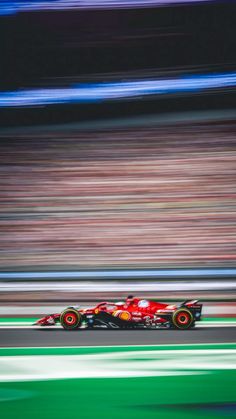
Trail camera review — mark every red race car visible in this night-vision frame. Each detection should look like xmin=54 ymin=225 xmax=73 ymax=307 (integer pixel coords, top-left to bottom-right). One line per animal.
xmin=35 ymin=296 xmax=202 ymax=330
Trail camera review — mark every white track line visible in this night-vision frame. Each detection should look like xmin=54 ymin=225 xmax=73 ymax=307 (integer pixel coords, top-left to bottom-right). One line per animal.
xmin=1 ymin=280 xmax=236 ymax=292
xmin=1 ymin=349 xmax=236 ymax=382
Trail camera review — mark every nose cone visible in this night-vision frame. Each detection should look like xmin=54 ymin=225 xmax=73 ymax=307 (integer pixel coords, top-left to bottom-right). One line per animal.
xmin=33 ymin=315 xmax=55 ymax=326
xmin=33 ymin=317 xmax=47 ymax=326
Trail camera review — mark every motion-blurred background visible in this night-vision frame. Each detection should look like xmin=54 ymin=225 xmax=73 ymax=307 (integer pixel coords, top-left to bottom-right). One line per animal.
xmin=1 ymin=0 xmax=236 ymax=315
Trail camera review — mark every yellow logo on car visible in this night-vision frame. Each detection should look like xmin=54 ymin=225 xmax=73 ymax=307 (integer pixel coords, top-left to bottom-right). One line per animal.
xmin=119 ymin=311 xmax=131 ymax=321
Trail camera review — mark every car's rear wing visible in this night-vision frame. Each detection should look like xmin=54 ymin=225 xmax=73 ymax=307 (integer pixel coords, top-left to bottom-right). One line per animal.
xmin=180 ymin=299 xmax=199 ymax=307
xmin=180 ymin=299 xmax=202 ymax=320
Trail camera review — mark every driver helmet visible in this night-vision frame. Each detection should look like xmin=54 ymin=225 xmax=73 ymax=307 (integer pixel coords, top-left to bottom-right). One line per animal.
xmin=126 ymin=295 xmax=135 ymax=304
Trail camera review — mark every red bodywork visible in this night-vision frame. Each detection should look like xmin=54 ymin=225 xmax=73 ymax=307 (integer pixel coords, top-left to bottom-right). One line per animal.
xmin=36 ymin=297 xmax=202 ymax=328
xmin=83 ymin=298 xmax=176 ymax=324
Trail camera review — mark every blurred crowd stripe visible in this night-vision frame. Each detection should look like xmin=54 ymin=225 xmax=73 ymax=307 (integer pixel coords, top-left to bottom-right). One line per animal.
xmin=0 ymin=0 xmax=216 ymax=15
xmin=0 ymin=281 xmax=236 ymax=292
xmin=0 ymin=121 xmax=236 ymax=270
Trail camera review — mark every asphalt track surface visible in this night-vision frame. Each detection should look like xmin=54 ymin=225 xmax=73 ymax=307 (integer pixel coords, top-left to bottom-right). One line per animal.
xmin=0 ymin=326 xmax=235 ymax=347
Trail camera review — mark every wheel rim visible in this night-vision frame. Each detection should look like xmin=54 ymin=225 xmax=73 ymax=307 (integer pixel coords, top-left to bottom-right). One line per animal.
xmin=64 ymin=312 xmax=77 ymax=325
xmin=176 ymin=311 xmax=191 ymax=325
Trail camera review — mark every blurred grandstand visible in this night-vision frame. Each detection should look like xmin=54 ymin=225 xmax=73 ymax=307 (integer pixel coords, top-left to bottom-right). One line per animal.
xmin=0 ymin=119 xmax=236 ymax=271
xmin=0 ymin=0 xmax=236 ymax=301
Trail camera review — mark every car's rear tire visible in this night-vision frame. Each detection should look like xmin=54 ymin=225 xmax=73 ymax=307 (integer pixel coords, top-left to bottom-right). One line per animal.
xmin=172 ymin=308 xmax=194 ymax=330
xmin=60 ymin=308 xmax=82 ymax=330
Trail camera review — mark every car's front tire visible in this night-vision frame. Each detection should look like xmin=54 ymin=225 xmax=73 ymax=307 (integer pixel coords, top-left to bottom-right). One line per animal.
xmin=60 ymin=308 xmax=82 ymax=330
xmin=172 ymin=308 xmax=194 ymax=330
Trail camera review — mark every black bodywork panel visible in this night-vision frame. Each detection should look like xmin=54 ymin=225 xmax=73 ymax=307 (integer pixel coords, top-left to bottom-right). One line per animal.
xmin=85 ymin=311 xmax=144 ymax=329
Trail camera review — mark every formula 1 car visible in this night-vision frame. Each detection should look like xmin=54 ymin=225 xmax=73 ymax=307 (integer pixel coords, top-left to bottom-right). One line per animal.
xmin=35 ymin=296 xmax=202 ymax=330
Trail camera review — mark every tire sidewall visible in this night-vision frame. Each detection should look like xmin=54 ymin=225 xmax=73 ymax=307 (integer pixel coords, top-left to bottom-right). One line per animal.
xmin=60 ymin=308 xmax=82 ymax=330
xmin=172 ymin=308 xmax=194 ymax=330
